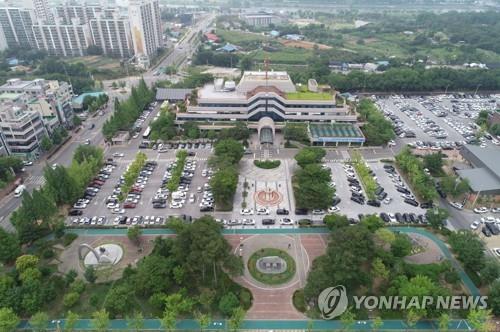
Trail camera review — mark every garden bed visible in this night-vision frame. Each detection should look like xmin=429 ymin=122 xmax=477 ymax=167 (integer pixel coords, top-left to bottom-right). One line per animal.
xmin=247 ymin=248 xmax=296 ymax=285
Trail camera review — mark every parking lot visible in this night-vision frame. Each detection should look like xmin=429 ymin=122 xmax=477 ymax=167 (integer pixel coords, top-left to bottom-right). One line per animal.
xmin=376 ymin=94 xmax=500 ymax=150
xmin=326 ymin=161 xmax=426 ymax=222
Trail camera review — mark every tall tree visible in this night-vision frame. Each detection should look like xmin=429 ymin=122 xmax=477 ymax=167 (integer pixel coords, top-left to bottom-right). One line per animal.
xmin=29 ymin=311 xmax=49 ymax=332
xmin=0 ymin=307 xmax=19 ymax=332
xmin=91 ymin=309 xmax=110 ymax=332
xmin=0 ymin=228 xmax=20 ymax=264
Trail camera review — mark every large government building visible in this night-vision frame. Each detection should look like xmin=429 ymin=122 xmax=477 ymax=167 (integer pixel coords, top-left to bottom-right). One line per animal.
xmin=177 ymin=71 xmax=357 ymax=123
xmin=164 ymin=71 xmax=363 ymax=146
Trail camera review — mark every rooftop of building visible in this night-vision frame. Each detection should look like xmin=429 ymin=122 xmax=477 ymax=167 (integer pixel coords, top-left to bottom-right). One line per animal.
xmin=0 ymin=92 xmax=24 ymax=101
xmin=462 ymin=144 xmax=500 ymax=179
xmin=457 ymin=168 xmax=500 ymax=192
xmin=308 ymin=122 xmax=365 ymax=141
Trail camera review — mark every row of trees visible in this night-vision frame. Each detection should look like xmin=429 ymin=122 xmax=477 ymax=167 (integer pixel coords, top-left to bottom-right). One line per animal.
xmin=82 ymin=94 xmax=109 ymax=114
xmin=120 ymin=152 xmax=147 ymax=201
xmin=476 ymin=110 xmax=500 ymax=136
xmin=102 ymin=79 xmax=155 ymax=140
xmin=209 ymin=139 xmax=245 ymax=211
xmin=149 ymin=110 xmax=176 ymax=142
xmin=8 ymin=145 xmax=103 ymax=247
xmin=357 ymin=99 xmax=395 ymax=145
xmin=395 ymin=147 xmax=438 ymax=202
xmin=40 ymin=127 xmax=69 ymax=152
xmin=166 ymin=150 xmax=187 ymax=192
xmin=293 ymin=147 xmax=334 ymax=209
xmin=0 ymin=156 xmax=23 ymax=189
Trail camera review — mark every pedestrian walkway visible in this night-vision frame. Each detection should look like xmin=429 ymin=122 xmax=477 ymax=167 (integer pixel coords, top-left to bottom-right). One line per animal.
xmin=24 ymin=175 xmax=45 ymax=186
xmin=17 ymin=318 xmax=473 ymax=331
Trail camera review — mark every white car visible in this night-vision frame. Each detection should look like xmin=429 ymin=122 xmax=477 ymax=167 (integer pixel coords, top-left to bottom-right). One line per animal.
xmin=242 ymin=219 xmax=255 ymax=225
xmin=256 ymin=208 xmax=270 ymax=215
xmin=473 ymin=207 xmax=489 ymax=214
xmin=388 ymin=213 xmax=397 ymax=223
xmin=470 ymin=221 xmax=481 ymax=230
xmin=279 ymin=218 xmax=294 ymax=225
xmin=450 ymin=202 xmax=464 ymax=210
xmin=383 ymin=197 xmax=393 ymax=205
xmin=111 ymin=208 xmax=125 ymax=214
xmin=328 ymin=206 xmax=340 ymax=213
xmin=312 ymin=209 xmax=325 ymax=215
xmin=492 ymin=248 xmax=500 ymax=257
xmin=492 ymin=207 xmax=500 ymax=213
xmin=107 ymin=203 xmax=119 ymax=209
xmin=113 ymin=152 xmax=124 ymax=157
xmin=170 ymin=202 xmax=183 ymax=209
xmin=240 ymin=208 xmax=254 ymax=216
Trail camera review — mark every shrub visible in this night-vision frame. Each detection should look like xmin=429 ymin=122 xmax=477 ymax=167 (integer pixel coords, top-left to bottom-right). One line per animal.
xmin=253 ymin=160 xmax=281 ymax=169
xmin=42 ymin=248 xmax=55 ymax=259
xmin=63 ymin=292 xmax=80 ymax=308
xmin=293 ymin=289 xmax=306 ymax=312
xmin=218 ymin=292 xmax=240 ymax=316
xmin=62 ymin=233 xmax=78 ymax=246
xmin=239 ymin=289 xmax=252 ymax=310
xmin=69 ymin=279 xmax=86 ymax=294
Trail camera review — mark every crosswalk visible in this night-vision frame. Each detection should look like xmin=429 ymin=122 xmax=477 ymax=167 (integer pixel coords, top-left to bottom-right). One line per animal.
xmin=259 ymin=149 xmax=273 ymax=159
xmin=24 ymin=176 xmax=46 ymax=187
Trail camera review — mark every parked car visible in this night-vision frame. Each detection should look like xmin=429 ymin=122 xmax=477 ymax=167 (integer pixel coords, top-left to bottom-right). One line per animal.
xmin=276 ymin=208 xmax=289 ymax=215
xmin=262 ymin=219 xmax=276 ymax=225
xmin=404 ymin=198 xmax=419 ymax=207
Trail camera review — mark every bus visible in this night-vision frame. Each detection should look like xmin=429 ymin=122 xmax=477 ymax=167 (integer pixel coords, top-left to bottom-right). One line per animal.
xmin=143 ymin=126 xmax=151 ymax=139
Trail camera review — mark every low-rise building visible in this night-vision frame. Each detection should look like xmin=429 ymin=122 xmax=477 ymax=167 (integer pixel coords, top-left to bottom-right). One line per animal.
xmin=0 ymin=97 xmax=47 ymax=160
xmin=0 ymin=78 xmax=74 ymax=126
xmin=458 ymin=145 xmax=500 ymax=197
xmin=240 ymin=13 xmax=281 ymax=27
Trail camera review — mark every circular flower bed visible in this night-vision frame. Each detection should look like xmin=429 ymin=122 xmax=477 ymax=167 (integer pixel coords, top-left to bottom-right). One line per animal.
xmin=247 ymin=248 xmax=296 ymax=285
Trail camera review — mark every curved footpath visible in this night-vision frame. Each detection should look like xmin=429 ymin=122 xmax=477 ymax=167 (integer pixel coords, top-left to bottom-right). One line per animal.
xmin=34 ymin=226 xmax=477 ymax=330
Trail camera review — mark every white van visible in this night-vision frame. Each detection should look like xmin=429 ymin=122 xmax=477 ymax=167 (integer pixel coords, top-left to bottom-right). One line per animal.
xmin=14 ymin=185 xmax=26 ymax=197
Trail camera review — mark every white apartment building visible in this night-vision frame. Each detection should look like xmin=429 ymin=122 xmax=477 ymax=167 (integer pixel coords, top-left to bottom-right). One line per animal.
xmin=0 ymin=97 xmax=47 ymax=160
xmin=55 ymin=4 xmax=116 ymax=25
xmin=31 ymin=22 xmax=91 ymax=56
xmin=32 ymin=0 xmax=53 ymax=23
xmin=89 ymin=15 xmax=133 ymax=58
xmin=240 ymin=13 xmax=281 ymax=27
xmin=128 ymin=0 xmax=162 ymax=65
xmin=0 ymin=78 xmax=74 ymax=126
xmin=0 ymin=7 xmax=35 ymax=48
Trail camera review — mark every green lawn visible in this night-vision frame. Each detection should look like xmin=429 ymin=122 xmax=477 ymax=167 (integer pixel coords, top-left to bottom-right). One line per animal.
xmin=217 ymin=29 xmax=267 ymax=44
xmin=251 ymin=48 xmax=313 ymax=65
xmin=286 ymin=91 xmax=333 ymax=100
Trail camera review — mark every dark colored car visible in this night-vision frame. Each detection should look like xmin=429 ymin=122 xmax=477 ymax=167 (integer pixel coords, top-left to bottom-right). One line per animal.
xmin=262 ymin=219 xmax=276 ymax=225
xmin=351 ymin=196 xmax=365 ymax=205
xmin=69 ymin=209 xmax=83 ymax=216
xmin=396 ymin=186 xmax=410 ymax=194
xmin=409 ymin=213 xmax=417 ymax=223
xmin=124 ymin=202 xmax=136 ymax=208
xmin=404 ymin=198 xmax=419 ymax=207
xmin=298 ymin=219 xmax=312 ymax=226
xmin=437 ymin=188 xmax=447 ymax=198
xmin=377 ymin=191 xmax=388 ymax=200
xmin=375 ymin=187 xmax=384 ymax=195
xmin=379 ymin=212 xmax=390 ymax=222
xmin=331 ymin=197 xmax=341 ymax=206
xmin=395 ymin=213 xmax=403 ymax=223
xmin=200 ymin=206 xmax=214 ymax=212
xmin=486 ymin=222 xmax=500 ymax=235
xmin=153 ymin=203 xmax=166 ymax=209
xmin=276 ymin=208 xmax=289 ymax=215
xmin=420 ymin=202 xmax=434 ymax=209
xmin=295 ymin=208 xmax=308 ymax=215
xmin=367 ymin=200 xmax=381 ymax=207
xmin=482 ymin=226 xmax=492 ymax=237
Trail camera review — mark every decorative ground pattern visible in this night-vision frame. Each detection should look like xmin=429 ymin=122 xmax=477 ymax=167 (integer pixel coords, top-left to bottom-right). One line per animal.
xmin=254 ymin=188 xmax=283 ymax=206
